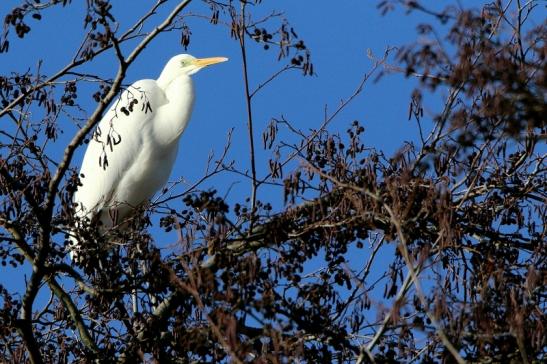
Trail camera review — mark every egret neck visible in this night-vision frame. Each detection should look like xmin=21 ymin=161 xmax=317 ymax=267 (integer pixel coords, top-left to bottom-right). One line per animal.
xmin=154 ymin=74 xmax=195 ymax=145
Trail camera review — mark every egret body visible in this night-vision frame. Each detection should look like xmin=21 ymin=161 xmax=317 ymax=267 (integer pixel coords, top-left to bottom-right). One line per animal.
xmin=71 ymin=54 xmax=227 ymax=256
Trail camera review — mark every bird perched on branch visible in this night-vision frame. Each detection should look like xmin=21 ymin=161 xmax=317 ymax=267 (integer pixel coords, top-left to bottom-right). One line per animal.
xmin=70 ymin=54 xmax=228 ymax=258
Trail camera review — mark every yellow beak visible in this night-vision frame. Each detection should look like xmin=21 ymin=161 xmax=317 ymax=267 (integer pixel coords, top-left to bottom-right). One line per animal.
xmin=193 ymin=56 xmax=228 ymax=68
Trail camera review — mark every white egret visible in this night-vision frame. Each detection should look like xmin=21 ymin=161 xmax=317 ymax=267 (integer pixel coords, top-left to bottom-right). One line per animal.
xmin=70 ymin=54 xmax=228 ymax=257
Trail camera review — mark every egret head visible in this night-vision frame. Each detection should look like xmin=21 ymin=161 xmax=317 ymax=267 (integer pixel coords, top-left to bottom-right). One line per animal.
xmin=162 ymin=54 xmax=228 ymax=78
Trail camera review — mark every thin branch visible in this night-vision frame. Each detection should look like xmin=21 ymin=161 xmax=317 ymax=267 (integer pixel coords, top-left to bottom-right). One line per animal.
xmin=167 ymin=263 xmax=244 ymax=364
xmin=46 ymin=277 xmax=100 ymax=353
xmin=249 ymin=64 xmax=295 ymax=98
xmin=237 ymin=2 xmax=259 ymax=227
xmin=383 ymin=204 xmax=466 ymax=364
xmin=257 ymin=48 xmax=390 ymax=187
xmin=361 ymin=262 xmax=422 ymax=358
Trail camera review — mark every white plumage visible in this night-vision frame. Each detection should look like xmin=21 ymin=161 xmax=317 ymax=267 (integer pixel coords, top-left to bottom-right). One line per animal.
xmin=70 ymin=54 xmax=227 ymax=257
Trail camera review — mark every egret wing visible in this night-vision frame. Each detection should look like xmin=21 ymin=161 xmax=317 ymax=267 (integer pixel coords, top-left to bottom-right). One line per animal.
xmin=74 ymin=80 xmax=167 ymax=221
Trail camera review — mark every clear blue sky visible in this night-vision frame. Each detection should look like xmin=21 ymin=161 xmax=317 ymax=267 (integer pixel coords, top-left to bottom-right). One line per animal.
xmin=0 ymin=0 xmax=490 ymax=312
